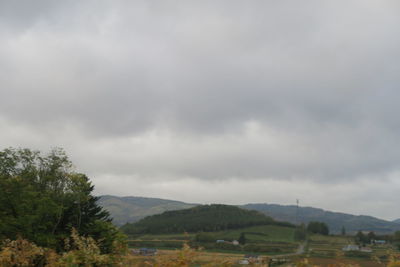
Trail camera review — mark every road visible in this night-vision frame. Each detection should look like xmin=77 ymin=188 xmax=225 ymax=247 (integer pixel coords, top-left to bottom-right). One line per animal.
xmin=273 ymin=241 xmax=307 ymax=258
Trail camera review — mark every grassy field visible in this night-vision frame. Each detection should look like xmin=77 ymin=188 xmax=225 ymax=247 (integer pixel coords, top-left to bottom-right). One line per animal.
xmin=306 ymin=233 xmax=398 ymax=266
xmin=132 ymin=233 xmax=194 ymax=241
xmin=129 ymin=247 xmax=393 ymax=267
xmin=128 ymin=224 xmax=299 ymax=255
xmin=130 ymin=225 xmax=296 ymax=243
xmin=128 ymin=230 xmax=399 ymax=265
xmin=210 ymin=225 xmax=296 ymax=243
xmin=307 ymin=234 xmax=354 ymax=258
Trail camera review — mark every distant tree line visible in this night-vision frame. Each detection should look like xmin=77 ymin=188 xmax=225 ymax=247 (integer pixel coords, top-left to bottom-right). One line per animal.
xmin=355 ymin=231 xmax=376 ymax=245
xmin=306 ymin=221 xmax=329 ymax=235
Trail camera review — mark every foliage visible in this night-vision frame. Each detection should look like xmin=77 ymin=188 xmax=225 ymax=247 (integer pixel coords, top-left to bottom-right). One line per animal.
xmin=0 ymin=229 xmax=127 ymax=267
xmin=0 ymin=147 xmax=119 ymax=253
xmin=195 ymin=233 xmax=216 ymax=243
xmin=238 ymin=232 xmax=246 ymax=245
xmin=0 ymin=237 xmax=56 ymax=267
xmin=354 ymin=231 xmax=378 ymax=245
xmin=121 ymin=204 xmax=281 ymax=235
xmin=307 ymin=221 xmax=329 ymax=235
xmin=145 ymin=243 xmax=235 ymax=267
xmin=394 ymin=231 xmax=400 ymax=242
xmin=2 ymin=234 xmax=400 ymax=267
xmin=294 ymin=223 xmax=307 ymax=241
xmin=58 ymin=228 xmax=126 ymax=267
xmin=388 ymin=256 xmax=400 ymax=267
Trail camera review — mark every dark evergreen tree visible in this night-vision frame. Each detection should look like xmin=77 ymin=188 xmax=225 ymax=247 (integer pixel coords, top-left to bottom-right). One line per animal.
xmin=307 ymin=221 xmax=329 ymax=235
xmin=341 ymin=226 xmax=346 ymax=236
xmin=238 ymin=232 xmax=246 ymax=245
xmin=355 ymin=231 xmax=369 ymax=245
xmin=294 ymin=223 xmax=307 ymax=241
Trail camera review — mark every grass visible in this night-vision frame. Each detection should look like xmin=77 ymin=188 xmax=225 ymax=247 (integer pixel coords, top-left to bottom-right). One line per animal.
xmin=128 ymin=225 xmax=299 ymax=255
xmin=130 ymin=225 xmax=296 ymax=243
xmin=306 ymin=233 xmax=398 ymax=266
xmin=211 ymin=225 xmax=296 ymax=243
xmin=132 ymin=233 xmax=194 ymax=241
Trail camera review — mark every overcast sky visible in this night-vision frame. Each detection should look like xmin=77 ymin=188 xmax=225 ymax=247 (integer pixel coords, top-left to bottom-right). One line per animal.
xmin=1 ymin=0 xmax=400 ymax=220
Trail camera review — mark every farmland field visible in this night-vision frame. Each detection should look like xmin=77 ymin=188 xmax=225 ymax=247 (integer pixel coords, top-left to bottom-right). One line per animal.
xmin=128 ymin=224 xmax=299 ymax=255
xmin=130 ymin=225 xmax=296 ymax=243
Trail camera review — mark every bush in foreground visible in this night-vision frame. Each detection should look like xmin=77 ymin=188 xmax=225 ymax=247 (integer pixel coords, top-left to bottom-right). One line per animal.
xmin=2 ymin=232 xmax=400 ymax=267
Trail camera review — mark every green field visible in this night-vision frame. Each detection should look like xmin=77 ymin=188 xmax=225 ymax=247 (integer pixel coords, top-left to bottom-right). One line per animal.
xmin=128 ymin=224 xmax=299 ymax=255
xmin=307 ymin=233 xmax=397 ymax=264
xmin=130 ymin=225 xmax=295 ymax=243
xmin=207 ymin=225 xmax=296 ymax=243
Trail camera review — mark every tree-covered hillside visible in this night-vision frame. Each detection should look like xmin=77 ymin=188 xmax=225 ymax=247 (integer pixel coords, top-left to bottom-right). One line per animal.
xmin=121 ymin=204 xmax=293 ymax=235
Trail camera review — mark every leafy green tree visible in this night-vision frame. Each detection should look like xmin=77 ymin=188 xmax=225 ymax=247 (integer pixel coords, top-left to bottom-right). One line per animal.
xmin=0 ymin=147 xmax=121 ymax=252
xmin=307 ymin=221 xmax=329 ymax=235
xmin=394 ymin=231 xmax=400 ymax=241
xmin=195 ymin=232 xmax=215 ymax=242
xmin=367 ymin=231 xmax=376 ymax=243
xmin=355 ymin=231 xmax=369 ymax=245
xmin=294 ymin=223 xmax=307 ymax=241
xmin=238 ymin=232 xmax=246 ymax=245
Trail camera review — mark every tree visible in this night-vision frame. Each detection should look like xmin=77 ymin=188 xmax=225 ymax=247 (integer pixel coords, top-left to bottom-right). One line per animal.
xmin=238 ymin=232 xmax=246 ymax=245
xmin=367 ymin=231 xmax=376 ymax=243
xmin=307 ymin=221 xmax=329 ymax=235
xmin=0 ymin=147 xmax=121 ymax=252
xmin=294 ymin=223 xmax=307 ymax=241
xmin=355 ymin=231 xmax=369 ymax=245
xmin=394 ymin=231 xmax=400 ymax=241
xmin=341 ymin=226 xmax=346 ymax=236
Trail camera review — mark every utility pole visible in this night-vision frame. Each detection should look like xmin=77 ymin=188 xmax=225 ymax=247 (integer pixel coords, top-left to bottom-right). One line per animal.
xmin=296 ymin=199 xmax=299 ymax=225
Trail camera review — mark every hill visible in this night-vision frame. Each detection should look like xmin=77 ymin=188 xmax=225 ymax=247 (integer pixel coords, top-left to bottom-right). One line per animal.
xmin=97 ymin=195 xmax=196 ymax=226
xmin=243 ymin=203 xmax=400 ymax=234
xmin=120 ymin=204 xmax=293 ymax=235
xmin=98 ymin=195 xmax=400 ymax=234
xmin=393 ymin=219 xmax=400 ymax=224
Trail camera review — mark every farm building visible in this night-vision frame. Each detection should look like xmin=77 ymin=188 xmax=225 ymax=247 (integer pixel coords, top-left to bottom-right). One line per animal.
xmin=342 ymin=244 xmax=359 ymax=251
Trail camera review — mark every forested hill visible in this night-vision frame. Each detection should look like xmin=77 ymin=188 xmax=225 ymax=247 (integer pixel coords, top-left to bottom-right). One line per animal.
xmin=394 ymin=219 xmax=400 ymax=224
xmin=120 ymin=204 xmax=293 ymax=235
xmin=243 ymin=204 xmax=400 ymax=234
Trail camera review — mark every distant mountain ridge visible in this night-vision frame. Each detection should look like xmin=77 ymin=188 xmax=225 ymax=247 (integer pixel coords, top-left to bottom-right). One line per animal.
xmin=242 ymin=203 xmax=400 ymax=234
xmin=98 ymin=195 xmax=196 ymax=226
xmin=98 ymin=195 xmax=400 ymax=234
xmin=393 ymin=219 xmax=400 ymax=224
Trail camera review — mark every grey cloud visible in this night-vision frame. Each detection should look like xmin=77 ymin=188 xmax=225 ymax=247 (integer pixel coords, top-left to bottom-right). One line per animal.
xmin=2 ymin=0 xmax=400 ymax=136
xmin=1 ymin=1 xmax=400 ymax=219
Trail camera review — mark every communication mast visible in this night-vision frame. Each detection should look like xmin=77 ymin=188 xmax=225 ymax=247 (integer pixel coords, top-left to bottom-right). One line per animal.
xmin=296 ymin=199 xmax=299 ymax=225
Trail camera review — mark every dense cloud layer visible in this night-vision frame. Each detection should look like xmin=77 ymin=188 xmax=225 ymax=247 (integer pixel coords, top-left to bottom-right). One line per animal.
xmin=1 ymin=1 xmax=400 ymax=219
